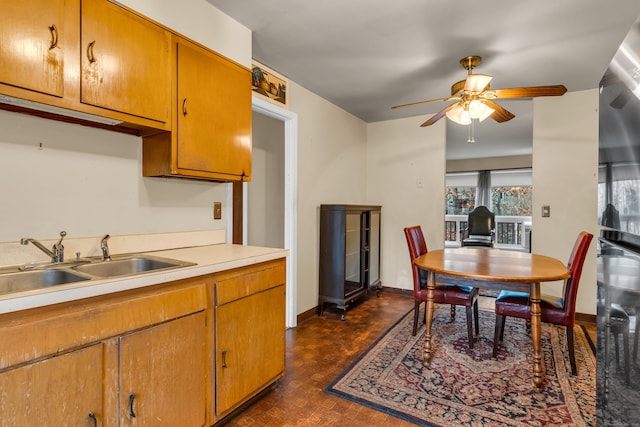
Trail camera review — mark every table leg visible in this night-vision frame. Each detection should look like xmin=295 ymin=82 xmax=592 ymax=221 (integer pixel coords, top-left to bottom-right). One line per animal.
xmin=530 ymin=281 xmax=545 ymax=389
xmin=423 ymin=270 xmax=436 ymax=367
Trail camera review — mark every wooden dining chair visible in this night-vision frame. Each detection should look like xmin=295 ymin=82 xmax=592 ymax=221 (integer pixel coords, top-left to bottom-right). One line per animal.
xmin=404 ymin=226 xmax=479 ymax=347
xmin=492 ymin=231 xmax=593 ymax=375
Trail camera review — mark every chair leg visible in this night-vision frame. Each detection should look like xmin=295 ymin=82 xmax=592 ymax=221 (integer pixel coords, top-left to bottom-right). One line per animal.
xmin=634 ymin=310 xmax=639 ymax=362
xmin=493 ymin=314 xmax=504 ymax=357
xmin=450 ymin=304 xmax=456 ymax=322
xmin=623 ymin=326 xmax=631 ymax=385
xmin=412 ymin=300 xmax=420 ymax=336
xmin=614 ymin=328 xmax=621 ymax=367
xmin=465 ymin=305 xmax=474 ymax=349
xmin=473 ymin=300 xmax=479 ymax=335
xmin=567 ymin=326 xmax=577 ymax=376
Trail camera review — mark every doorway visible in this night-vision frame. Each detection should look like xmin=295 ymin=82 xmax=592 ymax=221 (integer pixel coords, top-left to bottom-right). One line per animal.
xmin=247 ymin=96 xmax=298 ymax=328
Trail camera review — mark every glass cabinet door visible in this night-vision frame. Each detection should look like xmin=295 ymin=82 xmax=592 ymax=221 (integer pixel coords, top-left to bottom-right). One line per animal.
xmin=344 ymin=212 xmax=361 ymax=286
xmin=369 ymin=211 xmax=381 ymax=286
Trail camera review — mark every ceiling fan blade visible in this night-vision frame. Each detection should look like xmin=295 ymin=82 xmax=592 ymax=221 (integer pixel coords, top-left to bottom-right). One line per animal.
xmin=484 ymin=100 xmax=515 ymax=123
xmin=392 ymin=95 xmax=460 ymax=109
xmin=489 ymin=85 xmax=567 ymax=99
xmin=420 ymin=103 xmax=457 ymax=127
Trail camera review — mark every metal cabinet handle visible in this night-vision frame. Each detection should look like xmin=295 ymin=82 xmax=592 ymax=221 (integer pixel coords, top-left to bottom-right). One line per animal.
xmin=48 ymin=24 xmax=58 ymax=50
xmin=88 ymin=412 xmax=97 ymax=427
xmin=221 ymin=350 xmax=228 ymax=368
xmin=87 ymin=41 xmax=96 ymax=63
xmin=128 ymin=393 xmax=137 ymax=418
xmin=182 ymin=98 xmax=188 ymax=116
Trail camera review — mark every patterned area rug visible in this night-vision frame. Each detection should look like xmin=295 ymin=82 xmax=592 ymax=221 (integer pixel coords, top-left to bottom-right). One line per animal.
xmin=326 ymin=306 xmax=596 ymax=426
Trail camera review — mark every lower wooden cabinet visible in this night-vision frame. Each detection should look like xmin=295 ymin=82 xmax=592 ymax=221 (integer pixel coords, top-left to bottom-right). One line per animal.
xmin=212 ymin=259 xmax=286 ymax=420
xmin=114 ymin=312 xmax=206 ymax=426
xmin=0 ymin=259 xmax=286 ymax=426
xmin=0 ymin=344 xmax=103 ymax=427
xmin=0 ymin=278 xmax=207 ymax=426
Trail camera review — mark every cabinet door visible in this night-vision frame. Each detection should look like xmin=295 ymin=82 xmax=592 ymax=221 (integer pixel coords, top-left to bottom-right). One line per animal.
xmin=345 ymin=212 xmax=362 ymax=287
xmin=119 ymin=312 xmax=206 ymax=427
xmin=176 ymin=41 xmax=252 ymax=179
xmin=0 ymin=344 xmax=103 ymax=427
xmin=216 ymin=285 xmax=285 ymax=415
xmin=0 ymin=0 xmax=66 ymax=97
xmin=369 ymin=210 xmax=381 ymax=286
xmin=80 ymin=0 xmax=170 ymax=123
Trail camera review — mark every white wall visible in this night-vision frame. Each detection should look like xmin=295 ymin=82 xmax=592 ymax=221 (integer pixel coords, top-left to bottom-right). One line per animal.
xmin=0 ymin=110 xmax=227 ymax=244
xmin=366 ymin=117 xmax=447 ymax=291
xmin=532 ymin=89 xmax=599 ymax=315
xmin=248 ymin=113 xmax=285 ymax=248
xmin=288 ymin=82 xmax=368 ymax=314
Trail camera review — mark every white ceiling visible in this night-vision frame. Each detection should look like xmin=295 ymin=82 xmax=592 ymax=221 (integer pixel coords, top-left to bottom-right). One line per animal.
xmin=207 ymin=0 xmax=640 ymax=159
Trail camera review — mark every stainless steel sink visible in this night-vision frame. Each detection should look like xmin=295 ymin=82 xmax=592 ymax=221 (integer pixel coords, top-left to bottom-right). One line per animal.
xmin=0 ymin=255 xmax=194 ymax=295
xmin=72 ymin=256 xmax=193 ymax=278
xmin=0 ymin=269 xmax=91 ymax=295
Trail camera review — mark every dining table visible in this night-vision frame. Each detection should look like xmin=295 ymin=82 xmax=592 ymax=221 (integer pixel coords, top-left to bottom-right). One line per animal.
xmin=414 ymin=247 xmax=570 ymax=389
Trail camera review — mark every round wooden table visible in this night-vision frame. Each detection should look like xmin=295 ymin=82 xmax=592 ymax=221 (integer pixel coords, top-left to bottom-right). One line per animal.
xmin=414 ymin=247 xmax=570 ymax=389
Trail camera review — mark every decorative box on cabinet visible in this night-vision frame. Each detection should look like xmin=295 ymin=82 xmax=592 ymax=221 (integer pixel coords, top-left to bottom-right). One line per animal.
xmin=318 ymin=204 xmax=382 ymax=320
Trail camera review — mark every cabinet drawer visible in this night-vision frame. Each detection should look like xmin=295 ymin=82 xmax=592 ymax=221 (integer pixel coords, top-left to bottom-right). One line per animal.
xmin=0 ymin=278 xmax=207 ymax=370
xmin=214 ymin=259 xmax=286 ymax=306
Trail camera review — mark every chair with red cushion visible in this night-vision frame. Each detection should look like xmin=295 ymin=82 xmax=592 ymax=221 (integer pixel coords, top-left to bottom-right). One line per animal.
xmin=404 ymin=226 xmax=479 ymax=348
xmin=492 ymin=231 xmax=594 ymax=375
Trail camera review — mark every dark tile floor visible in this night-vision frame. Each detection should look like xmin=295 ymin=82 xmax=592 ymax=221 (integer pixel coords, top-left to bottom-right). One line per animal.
xmin=223 ymin=292 xmax=596 ymax=426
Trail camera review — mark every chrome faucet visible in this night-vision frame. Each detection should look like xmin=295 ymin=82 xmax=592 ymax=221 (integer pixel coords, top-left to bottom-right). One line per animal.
xmin=101 ymin=234 xmax=112 ymax=261
xmin=21 ymin=230 xmax=66 ymax=263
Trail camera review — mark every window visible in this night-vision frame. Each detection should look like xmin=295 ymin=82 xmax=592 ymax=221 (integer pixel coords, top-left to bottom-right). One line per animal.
xmin=445 ymin=169 xmax=532 ymax=247
xmin=490 ymin=170 xmax=532 ymax=216
xmin=446 ymin=172 xmax=477 ymax=215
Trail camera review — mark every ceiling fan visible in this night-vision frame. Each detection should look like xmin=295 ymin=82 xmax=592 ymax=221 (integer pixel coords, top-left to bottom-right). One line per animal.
xmin=392 ymin=55 xmax=567 ymax=127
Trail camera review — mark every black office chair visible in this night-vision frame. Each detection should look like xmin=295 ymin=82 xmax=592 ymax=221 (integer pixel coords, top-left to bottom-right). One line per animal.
xmin=461 ymin=205 xmax=495 ymax=248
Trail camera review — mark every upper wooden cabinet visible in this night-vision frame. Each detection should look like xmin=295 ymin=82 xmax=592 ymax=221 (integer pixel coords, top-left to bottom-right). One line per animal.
xmin=0 ymin=0 xmax=171 ymax=133
xmin=0 ymin=0 xmax=252 ymax=181
xmin=80 ymin=0 xmax=171 ymax=124
xmin=143 ymin=37 xmax=252 ymax=182
xmin=0 ymin=0 xmax=67 ymax=98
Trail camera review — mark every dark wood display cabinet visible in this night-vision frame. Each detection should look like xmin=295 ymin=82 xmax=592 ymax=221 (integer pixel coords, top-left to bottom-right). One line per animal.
xmin=318 ymin=204 xmax=381 ymax=320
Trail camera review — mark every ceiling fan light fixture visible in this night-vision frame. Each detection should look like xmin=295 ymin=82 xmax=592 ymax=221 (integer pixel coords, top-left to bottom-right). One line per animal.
xmin=446 ymin=103 xmax=471 ymax=125
xmin=464 ymin=74 xmax=492 ymax=92
xmin=468 ymin=100 xmax=495 ymax=122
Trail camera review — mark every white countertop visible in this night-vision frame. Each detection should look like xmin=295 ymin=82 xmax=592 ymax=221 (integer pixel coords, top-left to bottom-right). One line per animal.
xmin=0 ymin=244 xmax=288 ymax=314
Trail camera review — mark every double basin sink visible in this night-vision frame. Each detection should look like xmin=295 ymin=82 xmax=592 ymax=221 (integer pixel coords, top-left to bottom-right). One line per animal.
xmin=0 ymin=255 xmax=195 ymax=295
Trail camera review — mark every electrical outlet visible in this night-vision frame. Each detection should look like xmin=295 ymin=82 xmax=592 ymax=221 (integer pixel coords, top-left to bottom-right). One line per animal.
xmin=213 ymin=202 xmax=222 ymax=220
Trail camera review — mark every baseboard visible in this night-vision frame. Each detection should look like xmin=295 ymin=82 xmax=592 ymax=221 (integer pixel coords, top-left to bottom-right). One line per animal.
xmin=296 ymin=306 xmax=318 ymax=324
xmin=379 ymin=286 xmax=413 ymax=296
xmin=297 ymin=287 xmax=413 ymax=325
xmin=575 ymin=312 xmax=596 ymax=325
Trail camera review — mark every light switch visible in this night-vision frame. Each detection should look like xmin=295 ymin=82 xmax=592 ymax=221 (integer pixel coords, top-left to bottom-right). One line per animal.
xmin=213 ymin=202 xmax=222 ymax=220
xmin=541 ymin=205 xmax=550 ymax=218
